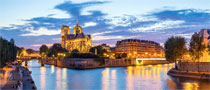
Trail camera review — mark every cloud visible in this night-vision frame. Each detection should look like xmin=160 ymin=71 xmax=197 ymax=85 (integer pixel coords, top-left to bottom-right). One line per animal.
xmin=20 ymin=27 xmax=60 ymax=36
xmin=152 ymin=9 xmax=210 ymax=23
xmin=105 ymin=15 xmax=135 ymax=27
xmin=92 ymin=30 xmax=136 ymax=41
xmin=129 ymin=20 xmax=185 ymax=32
xmin=104 ymin=15 xmax=158 ymax=28
xmin=83 ymin=22 xmax=97 ymax=27
xmin=31 ymin=44 xmax=53 ymax=47
xmin=92 ymin=35 xmax=125 ymax=41
xmin=92 ymin=30 xmax=120 ymax=36
xmin=176 ymin=33 xmax=194 ymax=39
xmin=1 ymin=0 xmax=210 ymax=50
xmin=52 ymin=38 xmax=60 ymax=41
xmin=54 ymin=1 xmax=109 ymax=16
xmin=92 ymin=30 xmax=122 ymax=40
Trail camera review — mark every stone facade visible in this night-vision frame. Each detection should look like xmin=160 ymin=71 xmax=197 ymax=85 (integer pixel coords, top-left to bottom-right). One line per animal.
xmin=115 ymin=39 xmax=165 ymax=58
xmin=57 ymin=58 xmax=100 ymax=69
xmin=177 ymin=62 xmax=210 ymax=72
xmin=61 ymin=16 xmax=92 ymax=53
xmin=199 ymin=29 xmax=210 ymax=62
xmin=200 ymin=29 xmax=210 ymax=45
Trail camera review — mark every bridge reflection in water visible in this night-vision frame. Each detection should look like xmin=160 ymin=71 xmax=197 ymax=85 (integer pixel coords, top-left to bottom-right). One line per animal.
xmin=25 ymin=60 xmax=210 ymax=90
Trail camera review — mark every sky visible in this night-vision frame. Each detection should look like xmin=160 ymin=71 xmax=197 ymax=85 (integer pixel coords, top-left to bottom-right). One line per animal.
xmin=0 ymin=0 xmax=210 ymax=50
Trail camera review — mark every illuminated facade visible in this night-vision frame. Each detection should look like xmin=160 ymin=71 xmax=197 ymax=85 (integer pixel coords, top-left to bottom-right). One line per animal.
xmin=115 ymin=39 xmax=165 ymax=58
xmin=61 ymin=16 xmax=92 ymax=53
xmin=183 ymin=29 xmax=210 ymax=62
xmin=199 ymin=29 xmax=210 ymax=62
xmin=200 ymin=29 xmax=210 ymax=45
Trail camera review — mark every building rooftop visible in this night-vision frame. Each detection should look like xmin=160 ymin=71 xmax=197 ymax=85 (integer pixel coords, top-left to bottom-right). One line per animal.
xmin=117 ymin=39 xmax=159 ymax=45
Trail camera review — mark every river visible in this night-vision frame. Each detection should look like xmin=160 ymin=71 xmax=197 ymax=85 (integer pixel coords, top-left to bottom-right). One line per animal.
xmin=26 ymin=60 xmax=210 ymax=90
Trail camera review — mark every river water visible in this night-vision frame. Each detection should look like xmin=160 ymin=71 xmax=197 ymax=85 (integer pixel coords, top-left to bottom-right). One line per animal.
xmin=26 ymin=60 xmax=210 ymax=90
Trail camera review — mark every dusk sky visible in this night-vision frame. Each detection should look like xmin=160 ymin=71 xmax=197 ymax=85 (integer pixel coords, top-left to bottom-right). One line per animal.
xmin=0 ymin=0 xmax=210 ymax=50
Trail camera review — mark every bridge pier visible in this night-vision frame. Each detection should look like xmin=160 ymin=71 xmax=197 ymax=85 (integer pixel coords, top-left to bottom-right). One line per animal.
xmin=24 ymin=61 xmax=28 ymax=66
xmin=54 ymin=59 xmax=57 ymax=66
xmin=41 ymin=61 xmax=45 ymax=66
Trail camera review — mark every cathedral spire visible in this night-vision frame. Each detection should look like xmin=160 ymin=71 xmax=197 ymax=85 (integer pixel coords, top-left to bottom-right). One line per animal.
xmin=76 ymin=14 xmax=79 ymax=26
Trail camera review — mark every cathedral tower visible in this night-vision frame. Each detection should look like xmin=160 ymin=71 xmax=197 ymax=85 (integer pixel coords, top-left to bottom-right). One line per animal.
xmin=60 ymin=15 xmax=92 ymax=53
xmin=61 ymin=25 xmax=70 ymax=48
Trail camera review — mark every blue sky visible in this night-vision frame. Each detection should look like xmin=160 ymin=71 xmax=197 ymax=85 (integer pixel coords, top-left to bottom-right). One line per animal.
xmin=0 ymin=0 xmax=210 ymax=50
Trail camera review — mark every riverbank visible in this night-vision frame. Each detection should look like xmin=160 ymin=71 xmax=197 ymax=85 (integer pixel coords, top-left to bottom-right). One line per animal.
xmin=26 ymin=60 xmax=210 ymax=90
xmin=41 ymin=58 xmax=169 ymax=69
xmin=0 ymin=64 xmax=37 ymax=89
xmin=168 ymin=68 xmax=210 ymax=80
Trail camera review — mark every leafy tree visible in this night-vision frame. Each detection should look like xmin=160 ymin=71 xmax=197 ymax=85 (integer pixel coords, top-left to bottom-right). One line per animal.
xmin=0 ymin=38 xmax=17 ymax=67
xmin=208 ymin=45 xmax=210 ymax=54
xmin=66 ymin=53 xmax=99 ymax=58
xmin=122 ymin=53 xmax=127 ymax=58
xmin=20 ymin=47 xmax=25 ymax=57
xmin=164 ymin=36 xmax=187 ymax=69
xmin=189 ymin=33 xmax=206 ymax=72
xmin=90 ymin=46 xmax=108 ymax=57
xmin=71 ymin=49 xmax=79 ymax=53
xmin=39 ymin=45 xmax=48 ymax=55
xmin=90 ymin=46 xmax=103 ymax=56
xmin=10 ymin=39 xmax=14 ymax=45
xmin=189 ymin=32 xmax=206 ymax=62
xmin=26 ymin=49 xmax=34 ymax=54
xmin=115 ymin=54 xmax=121 ymax=59
xmin=47 ymin=43 xmax=67 ymax=57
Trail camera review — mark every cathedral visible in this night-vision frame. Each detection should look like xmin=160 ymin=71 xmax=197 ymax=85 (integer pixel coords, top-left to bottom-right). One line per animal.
xmin=61 ymin=16 xmax=92 ymax=53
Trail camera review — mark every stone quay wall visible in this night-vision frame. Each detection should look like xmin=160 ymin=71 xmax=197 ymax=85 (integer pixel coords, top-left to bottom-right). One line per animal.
xmin=57 ymin=58 xmax=100 ymax=69
xmin=104 ymin=59 xmax=135 ymax=67
xmin=177 ymin=62 xmax=210 ymax=72
xmin=42 ymin=59 xmax=170 ymax=68
xmin=141 ymin=60 xmax=169 ymax=65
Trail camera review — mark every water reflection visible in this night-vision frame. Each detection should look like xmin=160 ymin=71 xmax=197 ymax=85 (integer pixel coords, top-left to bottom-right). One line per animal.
xmin=102 ymin=68 xmax=109 ymax=90
xmin=127 ymin=66 xmax=133 ymax=90
xmin=56 ymin=67 xmax=61 ymax=89
xmin=26 ymin=60 xmax=210 ymax=90
xmin=40 ymin=66 xmax=46 ymax=89
xmin=51 ymin=65 xmax=54 ymax=74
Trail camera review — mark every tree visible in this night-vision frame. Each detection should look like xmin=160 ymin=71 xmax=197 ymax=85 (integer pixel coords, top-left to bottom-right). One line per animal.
xmin=10 ymin=39 xmax=14 ymax=45
xmin=164 ymin=36 xmax=187 ymax=69
xmin=189 ymin=32 xmax=206 ymax=62
xmin=71 ymin=49 xmax=79 ymax=53
xmin=189 ymin=33 xmax=206 ymax=72
xmin=26 ymin=49 xmax=34 ymax=54
xmin=89 ymin=46 xmax=109 ymax=57
xmin=0 ymin=37 xmax=17 ymax=67
xmin=19 ymin=47 xmax=25 ymax=57
xmin=208 ymin=45 xmax=210 ymax=54
xmin=122 ymin=53 xmax=127 ymax=58
xmin=39 ymin=45 xmax=48 ymax=55
xmin=47 ymin=43 xmax=67 ymax=57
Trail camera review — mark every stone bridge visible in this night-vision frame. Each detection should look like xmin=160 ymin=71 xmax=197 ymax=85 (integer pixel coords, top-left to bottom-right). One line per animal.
xmin=16 ymin=56 xmax=58 ymax=66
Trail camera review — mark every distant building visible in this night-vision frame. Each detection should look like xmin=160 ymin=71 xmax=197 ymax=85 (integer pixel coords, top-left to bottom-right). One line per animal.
xmin=115 ymin=39 xmax=165 ymax=58
xmin=61 ymin=16 xmax=92 ymax=53
xmin=199 ymin=29 xmax=210 ymax=62
xmin=200 ymin=29 xmax=210 ymax=45
xmin=99 ymin=44 xmax=111 ymax=52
